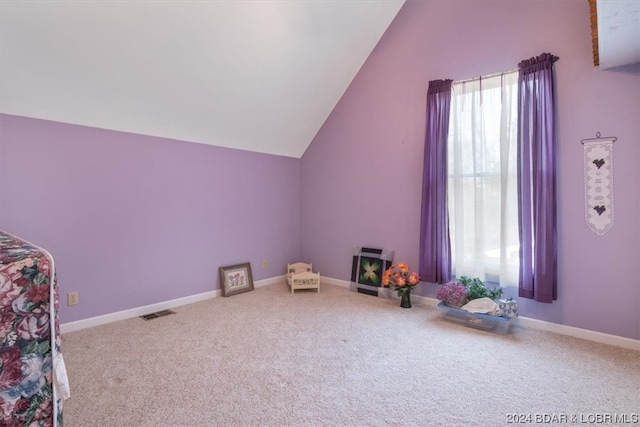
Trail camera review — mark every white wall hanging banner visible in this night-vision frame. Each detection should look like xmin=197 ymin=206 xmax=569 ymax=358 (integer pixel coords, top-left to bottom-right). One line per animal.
xmin=582 ymin=133 xmax=616 ymax=235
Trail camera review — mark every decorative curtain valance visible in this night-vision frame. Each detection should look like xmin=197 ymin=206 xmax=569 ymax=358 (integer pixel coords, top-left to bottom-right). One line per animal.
xmin=427 ymin=79 xmax=454 ymax=94
xmin=518 ymin=52 xmax=559 ymax=74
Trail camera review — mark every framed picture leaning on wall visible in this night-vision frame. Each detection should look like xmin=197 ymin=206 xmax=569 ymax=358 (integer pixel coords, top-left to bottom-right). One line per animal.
xmin=219 ymin=262 xmax=254 ymax=297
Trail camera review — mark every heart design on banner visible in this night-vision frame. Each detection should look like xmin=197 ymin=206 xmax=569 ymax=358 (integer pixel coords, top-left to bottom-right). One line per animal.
xmin=583 ymin=138 xmax=615 ymax=235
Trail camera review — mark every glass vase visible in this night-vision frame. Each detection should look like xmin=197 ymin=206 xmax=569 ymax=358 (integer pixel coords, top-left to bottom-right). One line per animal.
xmin=400 ymin=289 xmax=412 ymax=308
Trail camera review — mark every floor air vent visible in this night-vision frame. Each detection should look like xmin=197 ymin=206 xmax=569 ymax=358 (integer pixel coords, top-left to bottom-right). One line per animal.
xmin=140 ymin=309 xmax=175 ymax=320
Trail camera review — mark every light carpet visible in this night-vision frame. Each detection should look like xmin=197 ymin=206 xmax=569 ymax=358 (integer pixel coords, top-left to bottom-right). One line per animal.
xmin=61 ymin=282 xmax=640 ymax=426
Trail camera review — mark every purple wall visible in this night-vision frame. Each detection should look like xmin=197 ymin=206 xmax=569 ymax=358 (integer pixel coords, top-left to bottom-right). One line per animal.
xmin=301 ymin=0 xmax=640 ymax=340
xmin=0 ymin=114 xmax=301 ymax=323
xmin=1 ymin=0 xmax=638 ymax=340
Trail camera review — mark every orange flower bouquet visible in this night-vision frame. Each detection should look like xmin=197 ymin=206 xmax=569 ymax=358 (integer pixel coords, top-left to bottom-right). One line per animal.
xmin=382 ymin=262 xmax=420 ymax=308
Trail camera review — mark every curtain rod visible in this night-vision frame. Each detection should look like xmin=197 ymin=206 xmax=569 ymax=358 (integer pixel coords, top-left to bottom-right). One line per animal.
xmin=453 ymin=68 xmax=518 ymax=85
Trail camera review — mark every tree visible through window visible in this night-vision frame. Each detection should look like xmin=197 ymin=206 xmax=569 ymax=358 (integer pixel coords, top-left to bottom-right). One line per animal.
xmin=447 ymin=71 xmax=519 ymax=287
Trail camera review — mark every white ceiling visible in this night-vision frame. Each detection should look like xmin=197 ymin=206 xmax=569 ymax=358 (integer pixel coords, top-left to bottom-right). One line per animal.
xmin=597 ymin=0 xmax=640 ymax=69
xmin=0 ymin=0 xmax=404 ymax=158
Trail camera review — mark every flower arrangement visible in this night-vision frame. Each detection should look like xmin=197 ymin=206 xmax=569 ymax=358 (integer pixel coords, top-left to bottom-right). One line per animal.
xmin=437 ymin=275 xmax=503 ymax=308
xmin=382 ymin=262 xmax=420 ymax=293
xmin=436 ymin=281 xmax=468 ymax=308
xmin=382 ymin=262 xmax=420 ymax=308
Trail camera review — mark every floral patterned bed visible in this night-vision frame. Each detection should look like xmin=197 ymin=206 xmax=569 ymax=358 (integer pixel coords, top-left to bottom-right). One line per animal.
xmin=0 ymin=231 xmax=66 ymax=427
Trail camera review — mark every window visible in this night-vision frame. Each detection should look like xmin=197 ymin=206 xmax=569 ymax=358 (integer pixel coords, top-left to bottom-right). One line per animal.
xmin=421 ymin=53 xmax=557 ymax=299
xmin=447 ymin=71 xmax=519 ymax=287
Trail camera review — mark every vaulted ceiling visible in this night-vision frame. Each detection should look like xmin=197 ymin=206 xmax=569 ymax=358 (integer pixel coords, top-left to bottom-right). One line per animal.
xmin=0 ymin=1 xmax=404 ymax=158
xmin=1 ymin=1 xmax=637 ymax=159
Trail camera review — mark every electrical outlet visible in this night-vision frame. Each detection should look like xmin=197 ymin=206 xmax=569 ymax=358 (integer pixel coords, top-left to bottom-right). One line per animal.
xmin=262 ymin=259 xmax=268 ymax=269
xmin=67 ymin=291 xmax=79 ymax=306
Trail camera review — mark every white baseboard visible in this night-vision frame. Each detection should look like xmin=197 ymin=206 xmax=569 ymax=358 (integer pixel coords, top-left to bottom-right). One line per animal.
xmin=61 ymin=275 xmax=640 ymax=352
xmin=321 ymin=277 xmax=350 ymax=288
xmin=60 ymin=275 xmax=285 ymax=334
xmin=414 ymin=295 xmax=639 ymax=352
xmin=323 ymin=278 xmax=639 ymax=351
xmin=510 ymin=316 xmax=640 ymax=352
xmin=255 ymin=275 xmax=286 ymax=288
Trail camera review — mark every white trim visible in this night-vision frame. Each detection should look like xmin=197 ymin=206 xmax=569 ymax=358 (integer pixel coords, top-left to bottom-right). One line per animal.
xmin=61 ymin=290 xmax=219 ymax=334
xmin=416 ymin=295 xmax=639 ymax=351
xmin=60 ymin=276 xmax=285 ymax=334
xmin=321 ymin=277 xmax=350 ymax=289
xmin=61 ymin=275 xmax=640 ymax=352
xmin=409 ymin=294 xmax=439 ymax=307
xmin=510 ymin=316 xmax=640 ymax=352
xmin=255 ymin=275 xmax=286 ymax=288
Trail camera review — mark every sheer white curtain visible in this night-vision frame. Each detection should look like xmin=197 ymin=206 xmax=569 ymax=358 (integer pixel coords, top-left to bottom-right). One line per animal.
xmin=447 ymin=71 xmax=519 ymax=287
